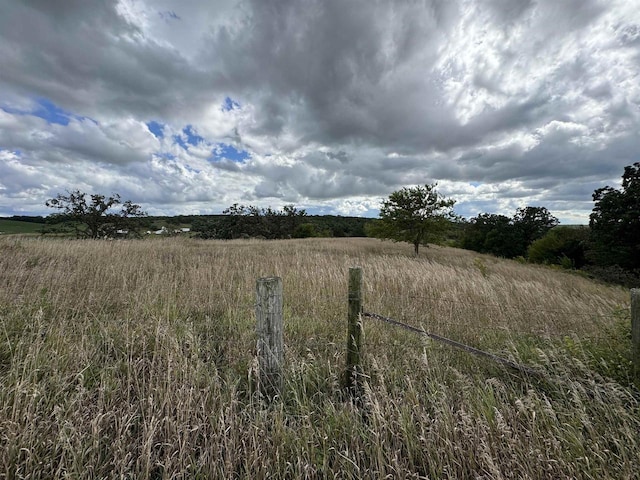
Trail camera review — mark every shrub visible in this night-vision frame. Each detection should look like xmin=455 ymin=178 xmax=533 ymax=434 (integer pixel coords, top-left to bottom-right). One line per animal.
xmin=293 ymin=223 xmax=317 ymax=238
xmin=527 ymin=226 xmax=589 ymax=268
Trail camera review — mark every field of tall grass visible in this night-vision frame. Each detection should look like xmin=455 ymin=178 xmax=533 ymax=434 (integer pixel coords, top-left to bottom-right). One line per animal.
xmin=1 ymin=236 xmax=638 ymax=479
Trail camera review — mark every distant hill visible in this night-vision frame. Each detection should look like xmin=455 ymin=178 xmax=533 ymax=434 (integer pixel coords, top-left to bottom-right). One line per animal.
xmin=141 ymin=214 xmax=373 ymax=237
xmin=2 ymin=214 xmax=375 ymax=238
xmin=0 ymin=217 xmax=46 ymax=234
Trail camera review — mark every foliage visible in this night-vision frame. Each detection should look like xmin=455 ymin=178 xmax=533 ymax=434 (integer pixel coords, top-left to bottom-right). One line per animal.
xmin=461 ymin=207 xmax=558 ymax=258
xmin=190 ymin=216 xmax=219 ymax=239
xmin=461 ymin=213 xmax=520 ymax=258
xmin=514 ymin=206 xmax=560 ymax=247
xmin=193 ymin=214 xmax=372 ymax=239
xmin=195 ymin=204 xmax=307 ymax=239
xmin=367 ymin=183 xmax=456 ymax=255
xmin=292 ymin=222 xmax=317 ymax=238
xmin=45 ymin=190 xmax=147 ymax=239
xmin=527 ymin=226 xmax=589 ymax=268
xmin=581 ymin=264 xmax=640 ymax=289
xmin=589 ymin=162 xmax=640 ymax=272
xmin=7 ymin=215 xmax=46 ymax=224
xmin=305 ymin=215 xmax=372 ymax=237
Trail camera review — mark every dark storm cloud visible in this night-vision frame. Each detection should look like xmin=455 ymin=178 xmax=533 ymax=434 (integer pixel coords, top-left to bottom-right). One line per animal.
xmin=0 ymin=0 xmax=211 ymax=121
xmin=0 ymin=0 xmax=638 ymax=221
xmin=200 ymin=0 xmax=462 ymax=149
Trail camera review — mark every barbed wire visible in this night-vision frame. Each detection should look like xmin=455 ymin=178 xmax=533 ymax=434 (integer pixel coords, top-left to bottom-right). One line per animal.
xmin=362 ymin=311 xmax=541 ymax=377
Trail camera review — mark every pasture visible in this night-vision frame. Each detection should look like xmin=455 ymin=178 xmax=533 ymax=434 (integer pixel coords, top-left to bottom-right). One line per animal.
xmin=0 ymin=219 xmax=44 ymax=235
xmin=0 ymin=236 xmax=638 ymax=479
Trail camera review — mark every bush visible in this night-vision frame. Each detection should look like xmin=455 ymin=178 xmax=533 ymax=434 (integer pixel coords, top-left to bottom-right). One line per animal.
xmin=527 ymin=227 xmax=589 ymax=268
xmin=293 ymin=223 xmax=317 ymax=238
xmin=581 ymin=265 xmax=640 ymax=288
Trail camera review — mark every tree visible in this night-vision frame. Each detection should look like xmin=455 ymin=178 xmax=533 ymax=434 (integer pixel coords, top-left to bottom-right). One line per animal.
xmin=589 ymin=162 xmax=640 ymax=271
xmin=513 ymin=206 xmax=559 ymax=249
xmin=45 ymin=190 xmax=147 ymax=239
xmin=367 ymin=183 xmax=456 ymax=255
xmin=461 ymin=207 xmax=558 ymax=258
xmin=503 ymin=206 xmax=560 ymax=258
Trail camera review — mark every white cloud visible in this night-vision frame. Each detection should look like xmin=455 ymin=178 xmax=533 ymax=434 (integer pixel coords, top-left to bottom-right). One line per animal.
xmin=0 ymin=0 xmax=638 ymax=222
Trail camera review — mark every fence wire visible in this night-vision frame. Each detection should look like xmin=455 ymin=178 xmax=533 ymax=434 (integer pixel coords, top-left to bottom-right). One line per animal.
xmin=362 ymin=311 xmax=542 ymax=376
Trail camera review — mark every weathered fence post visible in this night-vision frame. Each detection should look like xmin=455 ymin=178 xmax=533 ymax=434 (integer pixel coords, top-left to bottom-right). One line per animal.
xmin=632 ymin=289 xmax=640 ymax=379
xmin=256 ymin=277 xmax=283 ymax=401
xmin=343 ymin=267 xmax=363 ymax=395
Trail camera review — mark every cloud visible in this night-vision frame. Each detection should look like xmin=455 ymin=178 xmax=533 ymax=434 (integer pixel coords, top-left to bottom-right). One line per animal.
xmin=0 ymin=0 xmax=638 ymax=223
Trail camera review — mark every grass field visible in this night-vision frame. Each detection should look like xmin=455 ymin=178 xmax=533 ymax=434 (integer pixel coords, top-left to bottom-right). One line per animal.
xmin=0 ymin=219 xmax=44 ymax=235
xmin=0 ymin=236 xmax=638 ymax=479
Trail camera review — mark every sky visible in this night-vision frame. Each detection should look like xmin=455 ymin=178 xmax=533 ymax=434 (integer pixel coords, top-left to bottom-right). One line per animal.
xmin=1 ymin=0 xmax=639 ymax=223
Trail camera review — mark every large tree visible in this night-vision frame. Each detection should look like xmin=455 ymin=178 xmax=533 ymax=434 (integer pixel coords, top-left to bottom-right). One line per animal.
xmin=589 ymin=162 xmax=640 ymax=271
xmin=45 ymin=190 xmax=147 ymax=239
xmin=513 ymin=206 xmax=559 ymax=247
xmin=367 ymin=183 xmax=456 ymax=255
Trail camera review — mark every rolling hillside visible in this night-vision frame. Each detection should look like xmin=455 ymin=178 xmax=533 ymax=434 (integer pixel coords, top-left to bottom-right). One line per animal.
xmin=0 ymin=237 xmax=637 ymax=478
xmin=0 ymin=218 xmax=45 ymax=234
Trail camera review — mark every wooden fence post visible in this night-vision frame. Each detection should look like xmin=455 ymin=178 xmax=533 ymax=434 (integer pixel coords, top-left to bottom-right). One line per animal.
xmin=632 ymin=289 xmax=640 ymax=379
xmin=256 ymin=277 xmax=283 ymax=400
xmin=343 ymin=267 xmax=363 ymax=395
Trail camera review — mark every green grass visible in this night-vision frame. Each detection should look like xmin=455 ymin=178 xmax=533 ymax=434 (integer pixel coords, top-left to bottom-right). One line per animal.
xmin=0 ymin=218 xmax=45 ymax=234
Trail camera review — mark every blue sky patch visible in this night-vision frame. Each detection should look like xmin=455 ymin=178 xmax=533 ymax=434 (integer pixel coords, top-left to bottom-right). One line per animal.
xmin=212 ymin=143 xmax=250 ymax=162
xmin=173 ymin=134 xmax=187 ymax=149
xmin=183 ymin=125 xmax=204 ymax=145
xmin=146 ymin=121 xmax=164 ymax=139
xmin=222 ymin=96 xmax=240 ymax=111
xmin=173 ymin=125 xmax=205 ymax=149
xmin=33 ymin=98 xmax=71 ymax=125
xmin=0 ymin=147 xmax=22 ymax=156
xmin=2 ymin=97 xmax=72 ymax=126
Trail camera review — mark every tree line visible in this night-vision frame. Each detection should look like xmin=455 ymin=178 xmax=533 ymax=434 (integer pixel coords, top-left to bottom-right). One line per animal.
xmin=42 ymin=162 xmax=639 ymax=286
xmin=365 ymin=162 xmax=639 ymax=287
xmin=191 ymin=207 xmax=371 ymax=239
xmin=41 ymin=193 xmax=371 ymax=240
xmin=193 ymin=204 xmax=307 ymax=240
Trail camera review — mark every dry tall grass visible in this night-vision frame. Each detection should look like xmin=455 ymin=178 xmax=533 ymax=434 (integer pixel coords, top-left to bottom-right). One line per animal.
xmin=0 ymin=236 xmax=638 ymax=479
